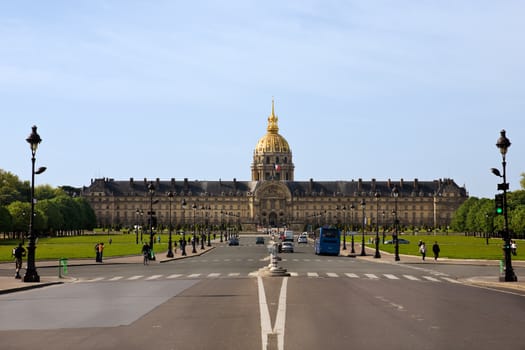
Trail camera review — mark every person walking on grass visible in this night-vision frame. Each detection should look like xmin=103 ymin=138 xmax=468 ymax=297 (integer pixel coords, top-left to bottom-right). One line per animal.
xmin=432 ymin=241 xmax=441 ymax=261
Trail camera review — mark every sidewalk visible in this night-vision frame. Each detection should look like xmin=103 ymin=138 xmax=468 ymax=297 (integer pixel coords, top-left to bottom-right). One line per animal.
xmin=345 ymin=244 xmax=525 ymax=292
xmin=0 ymin=243 xmax=215 ymax=295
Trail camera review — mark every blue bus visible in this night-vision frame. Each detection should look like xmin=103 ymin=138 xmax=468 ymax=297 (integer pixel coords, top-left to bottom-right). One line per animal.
xmin=314 ymin=227 xmax=341 ymax=255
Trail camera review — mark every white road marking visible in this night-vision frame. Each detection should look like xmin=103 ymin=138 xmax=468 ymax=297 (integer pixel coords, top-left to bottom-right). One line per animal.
xmin=345 ymin=273 xmax=359 ymax=278
xmin=108 ymin=276 xmax=123 ymax=281
xmin=166 ymin=274 xmax=182 ymax=279
xmin=442 ymin=277 xmax=461 ymax=284
xmin=307 ymin=272 xmax=319 ymax=277
xmin=403 ymin=275 xmax=420 ymax=281
xmin=289 ymin=272 xmax=298 ymax=277
xmin=274 ymin=277 xmax=288 ymax=350
xmin=258 ymin=276 xmax=273 ymax=350
xmin=327 ymin=273 xmax=339 ymax=278
xmin=208 ymin=273 xmax=221 ymax=278
xmin=422 ymin=276 xmax=440 ymax=282
xmin=228 ymin=273 xmax=241 ymax=277
xmin=365 ymin=274 xmax=379 ymax=279
xmin=187 ymin=274 xmax=201 ymax=278
xmin=146 ymin=275 xmax=163 ymax=280
xmin=127 ymin=275 xmax=143 ymax=280
xmin=86 ymin=277 xmax=104 ymax=282
xmin=257 ymin=276 xmax=288 ymax=350
xmin=384 ymin=274 xmax=399 ymax=280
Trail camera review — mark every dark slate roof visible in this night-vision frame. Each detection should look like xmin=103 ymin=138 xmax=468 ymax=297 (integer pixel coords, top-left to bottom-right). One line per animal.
xmin=83 ymin=177 xmax=467 ymax=198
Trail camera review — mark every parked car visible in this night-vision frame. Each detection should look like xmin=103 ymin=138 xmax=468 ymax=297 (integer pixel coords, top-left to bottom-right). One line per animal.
xmin=281 ymin=241 xmax=294 ymax=253
xmin=297 ymin=236 xmax=308 ymax=244
xmin=255 ymin=237 xmax=265 ymax=244
xmin=384 ymin=238 xmax=410 ymax=244
xmin=228 ymin=238 xmax=239 ymax=246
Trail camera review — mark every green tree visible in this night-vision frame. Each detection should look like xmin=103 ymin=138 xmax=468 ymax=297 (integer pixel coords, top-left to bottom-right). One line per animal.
xmin=510 ymin=205 xmax=525 ymax=236
xmin=451 ymin=197 xmax=479 ymax=232
xmin=53 ymin=196 xmax=81 ymax=231
xmin=75 ymin=197 xmax=96 ymax=230
xmin=0 ymin=206 xmax=13 ymax=232
xmin=37 ymin=199 xmax=64 ymax=234
xmin=0 ymin=170 xmax=29 ymax=205
xmin=7 ymin=201 xmax=30 ymax=232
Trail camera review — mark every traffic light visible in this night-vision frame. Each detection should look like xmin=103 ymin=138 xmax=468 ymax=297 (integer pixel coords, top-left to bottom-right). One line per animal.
xmin=495 ymin=194 xmax=504 ymax=215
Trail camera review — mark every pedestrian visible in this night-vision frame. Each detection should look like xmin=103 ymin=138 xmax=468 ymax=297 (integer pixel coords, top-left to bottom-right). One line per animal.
xmin=511 ymin=240 xmax=517 ymax=255
xmin=173 ymin=241 xmax=177 ymax=254
xmin=419 ymin=242 xmax=426 ymax=260
xmin=94 ymin=243 xmax=101 ymax=262
xmin=13 ymin=243 xmax=26 ymax=279
xmin=142 ymin=242 xmax=151 ymax=265
xmin=432 ymin=241 xmax=440 ymax=260
xmin=98 ymin=242 xmax=105 ymax=263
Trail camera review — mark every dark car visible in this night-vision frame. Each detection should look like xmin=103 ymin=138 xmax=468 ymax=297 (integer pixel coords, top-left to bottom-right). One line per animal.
xmin=255 ymin=237 xmax=265 ymax=244
xmin=228 ymin=238 xmax=239 ymax=246
xmin=384 ymin=238 xmax=410 ymax=244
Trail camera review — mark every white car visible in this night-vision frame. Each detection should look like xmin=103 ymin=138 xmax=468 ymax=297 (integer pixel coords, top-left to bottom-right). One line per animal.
xmin=281 ymin=242 xmax=294 ymax=253
xmin=297 ymin=236 xmax=308 ymax=244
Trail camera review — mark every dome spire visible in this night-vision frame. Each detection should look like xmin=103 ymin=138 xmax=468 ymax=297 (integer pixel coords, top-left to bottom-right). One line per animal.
xmin=267 ymin=98 xmax=279 ymax=134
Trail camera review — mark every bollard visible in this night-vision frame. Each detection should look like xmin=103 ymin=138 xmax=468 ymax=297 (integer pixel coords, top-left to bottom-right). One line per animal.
xmin=499 ymin=259 xmax=504 ymax=275
xmin=59 ymin=258 xmax=68 ymax=278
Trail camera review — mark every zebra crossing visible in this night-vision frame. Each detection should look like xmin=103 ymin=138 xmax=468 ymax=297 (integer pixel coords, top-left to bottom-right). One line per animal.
xmin=75 ymin=272 xmax=457 ymax=283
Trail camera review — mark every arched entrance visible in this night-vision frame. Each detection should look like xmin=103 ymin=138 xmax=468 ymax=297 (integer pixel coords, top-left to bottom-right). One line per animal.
xmin=269 ymin=212 xmax=278 ymax=227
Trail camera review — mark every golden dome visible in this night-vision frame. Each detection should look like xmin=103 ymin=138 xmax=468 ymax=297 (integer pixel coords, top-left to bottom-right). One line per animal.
xmin=255 ymin=100 xmax=291 ymax=154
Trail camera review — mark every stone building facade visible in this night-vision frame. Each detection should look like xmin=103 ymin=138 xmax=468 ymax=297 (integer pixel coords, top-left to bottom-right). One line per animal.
xmin=82 ymin=101 xmax=467 ymax=232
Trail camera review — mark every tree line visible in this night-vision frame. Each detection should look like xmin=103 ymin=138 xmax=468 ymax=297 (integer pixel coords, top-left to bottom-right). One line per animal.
xmin=450 ymin=174 xmax=525 ymax=238
xmin=0 ymin=169 xmax=96 ymax=238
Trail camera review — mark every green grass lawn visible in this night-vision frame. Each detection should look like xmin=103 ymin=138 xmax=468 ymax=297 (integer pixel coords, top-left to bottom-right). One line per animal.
xmin=0 ymin=232 xmax=191 ymax=262
xmin=1 ymin=232 xmax=523 ymax=262
xmin=349 ymin=234 xmax=524 ymax=260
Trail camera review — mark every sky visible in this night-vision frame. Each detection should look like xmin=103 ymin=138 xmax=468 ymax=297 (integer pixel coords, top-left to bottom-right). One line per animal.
xmin=1 ymin=1 xmax=524 ymax=199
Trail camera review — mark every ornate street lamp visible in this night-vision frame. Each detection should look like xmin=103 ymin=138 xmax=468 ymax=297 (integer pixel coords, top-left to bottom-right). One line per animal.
xmin=181 ymin=199 xmax=187 ymax=256
xmin=166 ymin=191 xmax=174 ymax=258
xmin=492 ymin=130 xmax=517 ymax=282
xmin=192 ymin=203 xmax=197 ymax=253
xmin=374 ymin=192 xmax=381 ymax=259
xmin=392 ymin=186 xmax=400 ymax=261
xmin=360 ymin=199 xmax=366 ymax=256
xmin=220 ymin=210 xmax=224 ymax=242
xmin=206 ymin=205 xmax=212 ymax=247
xmin=135 ymin=209 xmax=143 ymax=244
xmin=147 ymin=182 xmax=157 ymax=260
xmin=24 ymin=126 xmax=46 ymax=283
xmin=350 ymin=204 xmax=355 ymax=254
xmin=342 ymin=205 xmax=347 ymax=250
xmin=200 ymin=205 xmax=205 ymax=250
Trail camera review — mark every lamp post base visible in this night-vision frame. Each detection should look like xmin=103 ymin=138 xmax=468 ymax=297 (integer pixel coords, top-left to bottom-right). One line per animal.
xmin=23 ymin=269 xmax=40 ymax=283
xmin=500 ymin=275 xmax=518 ymax=282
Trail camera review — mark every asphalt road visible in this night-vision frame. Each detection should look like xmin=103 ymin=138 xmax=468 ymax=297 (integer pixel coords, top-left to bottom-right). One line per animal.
xmin=1 ymin=237 xmax=524 ymax=350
